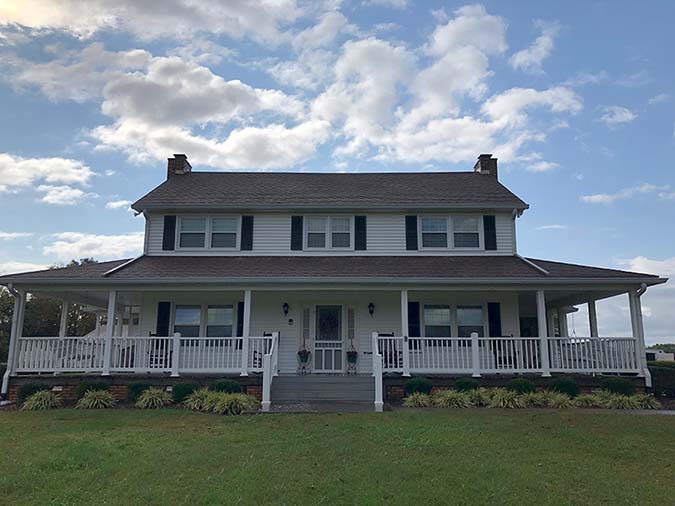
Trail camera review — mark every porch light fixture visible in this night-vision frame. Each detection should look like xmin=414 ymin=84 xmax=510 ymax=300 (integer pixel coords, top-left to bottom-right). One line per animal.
xmin=368 ymin=302 xmax=375 ymax=316
xmin=282 ymin=302 xmax=290 ymax=316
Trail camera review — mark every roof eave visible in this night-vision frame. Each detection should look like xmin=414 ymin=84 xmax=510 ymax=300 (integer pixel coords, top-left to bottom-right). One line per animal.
xmin=131 ymin=202 xmax=530 ymax=212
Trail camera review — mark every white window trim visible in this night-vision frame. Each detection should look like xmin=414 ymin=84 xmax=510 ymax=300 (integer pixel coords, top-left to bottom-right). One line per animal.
xmin=451 ymin=215 xmax=484 ymax=250
xmin=171 ymin=302 xmax=236 ymax=337
xmin=419 ymin=302 xmax=488 ymax=338
xmin=418 ymin=214 xmax=484 ymax=251
xmin=455 ymin=303 xmax=489 ymax=338
xmin=304 ymin=215 xmax=355 ymax=250
xmin=418 ymin=215 xmax=449 ymax=250
xmin=175 ymin=215 xmax=241 ymax=251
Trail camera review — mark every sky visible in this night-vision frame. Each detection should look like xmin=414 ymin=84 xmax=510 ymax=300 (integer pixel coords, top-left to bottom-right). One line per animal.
xmin=0 ymin=1 xmax=673 ymax=344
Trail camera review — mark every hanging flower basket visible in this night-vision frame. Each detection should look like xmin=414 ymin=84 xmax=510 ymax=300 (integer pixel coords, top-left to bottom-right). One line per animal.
xmin=346 ymin=350 xmax=358 ymax=364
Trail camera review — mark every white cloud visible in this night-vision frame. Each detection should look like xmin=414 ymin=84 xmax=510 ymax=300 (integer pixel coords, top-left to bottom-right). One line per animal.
xmin=292 ymin=11 xmax=347 ymax=50
xmin=509 ymin=20 xmax=560 ymax=74
xmin=563 ymin=70 xmax=609 ymax=87
xmin=105 ymin=200 xmax=132 ymax=210
xmin=0 ymin=152 xmax=95 ymax=193
xmin=366 ymin=0 xmax=409 ymax=8
xmin=527 ymin=160 xmax=559 ymax=172
xmin=482 ymin=87 xmax=582 ymax=128
xmin=43 ymin=232 xmax=144 ymax=261
xmin=536 ymin=224 xmax=567 ymax=231
xmin=580 ymin=183 xmax=669 ymax=204
xmin=37 ymin=185 xmax=98 ymax=205
xmin=598 ymin=105 xmax=637 ymax=128
xmin=618 ymin=256 xmax=675 ymax=277
xmin=0 ymin=261 xmax=50 ymax=275
xmin=0 ymin=0 xmax=302 ymax=45
xmin=0 ymin=231 xmax=33 ymax=240
xmin=647 ymin=93 xmax=669 ymax=105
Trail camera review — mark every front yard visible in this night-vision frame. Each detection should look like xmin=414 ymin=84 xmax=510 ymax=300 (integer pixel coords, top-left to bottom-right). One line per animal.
xmin=0 ymin=409 xmax=673 ymax=505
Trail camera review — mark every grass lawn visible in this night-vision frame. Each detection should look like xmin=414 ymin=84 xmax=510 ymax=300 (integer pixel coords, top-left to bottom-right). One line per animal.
xmin=0 ymin=409 xmax=674 ymax=506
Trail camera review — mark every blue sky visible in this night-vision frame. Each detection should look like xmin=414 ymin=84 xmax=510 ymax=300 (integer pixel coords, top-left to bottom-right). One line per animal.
xmin=0 ymin=1 xmax=673 ymax=342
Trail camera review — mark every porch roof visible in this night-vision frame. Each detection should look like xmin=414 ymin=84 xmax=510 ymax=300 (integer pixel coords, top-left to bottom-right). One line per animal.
xmin=0 ymin=255 xmax=665 ymax=287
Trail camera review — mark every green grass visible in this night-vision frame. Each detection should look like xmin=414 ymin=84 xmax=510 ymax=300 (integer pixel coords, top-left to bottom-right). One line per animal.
xmin=1 ymin=409 xmax=674 ymax=506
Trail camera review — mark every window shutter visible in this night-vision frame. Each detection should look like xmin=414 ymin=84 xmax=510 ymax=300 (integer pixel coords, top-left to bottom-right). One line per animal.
xmin=291 ymin=216 xmax=303 ymax=251
xmin=162 ymin=216 xmax=176 ymax=251
xmin=405 ymin=216 xmax=418 ymax=250
xmin=355 ymin=215 xmax=367 ymax=250
xmin=241 ymin=215 xmax=254 ymax=250
xmin=156 ymin=301 xmax=171 ymax=337
xmin=407 ymin=301 xmax=420 ymax=337
xmin=483 ymin=215 xmax=497 ymax=251
xmin=487 ymin=302 xmax=502 ymax=337
xmin=236 ymin=302 xmax=244 ymax=337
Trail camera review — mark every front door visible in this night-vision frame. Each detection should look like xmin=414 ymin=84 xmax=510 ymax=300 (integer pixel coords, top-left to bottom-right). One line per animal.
xmin=314 ymin=305 xmax=343 ymax=372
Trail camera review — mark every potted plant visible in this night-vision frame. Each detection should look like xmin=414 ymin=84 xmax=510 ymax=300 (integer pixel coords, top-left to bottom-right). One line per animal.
xmin=347 ymin=347 xmax=358 ymax=364
xmin=297 ymin=345 xmax=311 ymax=364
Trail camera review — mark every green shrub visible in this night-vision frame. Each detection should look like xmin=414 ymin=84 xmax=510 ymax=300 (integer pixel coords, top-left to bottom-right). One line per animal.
xmin=209 ymin=379 xmax=243 ymax=394
xmin=488 ymin=388 xmax=525 ymax=409
xmin=547 ymin=392 xmax=573 ymax=408
xmin=650 ymin=366 xmax=675 ymax=397
xmin=402 ymin=392 xmax=432 ymax=407
xmin=183 ymin=388 xmax=211 ymax=411
xmin=454 ymin=378 xmax=480 ymax=392
xmin=172 ymin=382 xmax=200 ymax=403
xmin=647 ymin=360 xmax=675 ymax=369
xmin=404 ymin=377 xmax=432 ymax=395
xmin=208 ymin=393 xmax=259 ymax=415
xmin=75 ymin=381 xmax=108 ymax=400
xmin=548 ymin=378 xmax=579 ymax=397
xmin=126 ymin=382 xmax=152 ymax=403
xmin=135 ymin=388 xmax=173 ymax=409
xmin=520 ymin=391 xmax=551 ymax=407
xmin=603 ymin=394 xmax=641 ymax=410
xmin=601 ymin=377 xmax=635 ymax=395
xmin=17 ymin=383 xmax=50 ymax=404
xmin=633 ymin=394 xmax=662 ymax=410
xmin=506 ymin=378 xmax=536 ymax=394
xmin=432 ymin=389 xmax=472 ymax=408
xmin=574 ymin=394 xmax=603 ymax=408
xmin=76 ymin=390 xmax=116 ymax=409
xmin=466 ymin=387 xmax=493 ymax=407
xmin=20 ymin=390 xmax=62 ymax=411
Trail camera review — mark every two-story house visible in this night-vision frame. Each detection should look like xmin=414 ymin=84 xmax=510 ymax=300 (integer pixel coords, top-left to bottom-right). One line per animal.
xmin=0 ymin=154 xmax=667 ymax=410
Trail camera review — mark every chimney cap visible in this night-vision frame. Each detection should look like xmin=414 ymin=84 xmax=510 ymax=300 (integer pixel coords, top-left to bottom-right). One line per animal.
xmin=167 ymin=154 xmax=192 ymax=178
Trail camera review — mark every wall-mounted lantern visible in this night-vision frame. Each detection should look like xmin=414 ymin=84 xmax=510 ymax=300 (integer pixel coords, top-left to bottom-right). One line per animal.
xmin=282 ymin=302 xmax=290 ymax=316
xmin=368 ymin=302 xmax=375 ymax=316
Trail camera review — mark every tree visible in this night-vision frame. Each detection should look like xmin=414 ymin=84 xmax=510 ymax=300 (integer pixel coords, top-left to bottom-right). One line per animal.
xmin=648 ymin=343 xmax=675 ymax=353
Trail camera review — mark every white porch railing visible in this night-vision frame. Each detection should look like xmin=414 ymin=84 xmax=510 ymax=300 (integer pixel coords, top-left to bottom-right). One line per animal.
xmin=261 ymin=332 xmax=279 ymax=412
xmin=13 ymin=334 xmax=276 ymax=375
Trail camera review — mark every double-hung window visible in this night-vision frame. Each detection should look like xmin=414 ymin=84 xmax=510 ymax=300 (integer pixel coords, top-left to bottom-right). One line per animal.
xmin=173 ymin=304 xmax=234 ymax=338
xmin=457 ymin=306 xmax=484 ymax=337
xmin=179 ymin=218 xmax=206 ymax=248
xmin=211 ymin=217 xmax=237 ymax=248
xmin=453 ymin=216 xmax=480 ymax=248
xmin=173 ymin=305 xmax=201 ymax=337
xmin=423 ymin=305 xmax=452 ymax=337
xmin=306 ymin=216 xmax=352 ymax=249
xmin=206 ymin=305 xmax=233 ymax=337
xmin=421 ymin=217 xmax=448 ymax=248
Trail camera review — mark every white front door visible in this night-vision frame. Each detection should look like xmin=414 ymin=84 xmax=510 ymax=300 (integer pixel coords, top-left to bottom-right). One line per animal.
xmin=314 ymin=305 xmax=343 ymax=372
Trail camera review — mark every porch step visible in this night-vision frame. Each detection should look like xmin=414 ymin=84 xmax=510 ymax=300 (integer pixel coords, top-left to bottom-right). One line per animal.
xmin=271 ymin=375 xmax=375 ymax=402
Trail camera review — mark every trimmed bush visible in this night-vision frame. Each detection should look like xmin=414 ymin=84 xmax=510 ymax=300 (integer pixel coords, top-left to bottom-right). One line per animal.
xmin=172 ymin=382 xmax=200 ymax=403
xmin=647 ymin=360 xmax=675 ymax=369
xmin=466 ymin=387 xmax=492 ymax=407
xmin=135 ymin=388 xmax=173 ymax=409
xmin=603 ymin=394 xmax=641 ymax=410
xmin=454 ymin=378 xmax=480 ymax=392
xmin=650 ymin=366 xmax=675 ymax=397
xmin=404 ymin=377 xmax=432 ymax=395
xmin=547 ymin=392 xmax=573 ymax=408
xmin=76 ymin=390 xmax=116 ymax=409
xmin=75 ymin=381 xmax=108 ymax=400
xmin=183 ymin=388 xmax=211 ymax=411
xmin=633 ymin=394 xmax=662 ymax=410
xmin=574 ymin=394 xmax=603 ymax=408
xmin=506 ymin=378 xmax=536 ymax=394
xmin=209 ymin=393 xmax=259 ymax=415
xmin=488 ymin=388 xmax=525 ymax=409
xmin=126 ymin=382 xmax=152 ymax=403
xmin=548 ymin=378 xmax=580 ymax=398
xmin=209 ymin=379 xmax=243 ymax=394
xmin=20 ymin=390 xmax=62 ymax=411
xmin=17 ymin=383 xmax=50 ymax=405
xmin=521 ymin=391 xmax=551 ymax=407
xmin=432 ymin=389 xmax=472 ymax=408
xmin=402 ymin=392 xmax=432 ymax=407
xmin=601 ymin=377 xmax=635 ymax=395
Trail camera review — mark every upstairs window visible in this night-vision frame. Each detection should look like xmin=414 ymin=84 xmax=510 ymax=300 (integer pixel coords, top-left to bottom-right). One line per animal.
xmin=206 ymin=305 xmax=233 ymax=337
xmin=211 ymin=217 xmax=237 ymax=248
xmin=421 ymin=217 xmax=448 ymax=248
xmin=453 ymin=216 xmax=480 ymax=248
xmin=423 ymin=305 xmax=452 ymax=337
xmin=173 ymin=305 xmax=201 ymax=337
xmin=306 ymin=216 xmax=352 ymax=249
xmin=457 ymin=306 xmax=484 ymax=337
xmin=179 ymin=217 xmax=206 ymax=248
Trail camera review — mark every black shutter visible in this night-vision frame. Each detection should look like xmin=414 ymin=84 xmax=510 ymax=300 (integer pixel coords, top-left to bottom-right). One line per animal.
xmin=162 ymin=215 xmax=176 ymax=251
xmin=405 ymin=216 xmax=418 ymax=250
xmin=241 ymin=216 xmax=254 ymax=250
xmin=407 ymin=301 xmax=420 ymax=337
xmin=355 ymin=215 xmax=367 ymax=250
xmin=488 ymin=302 xmax=502 ymax=337
xmin=483 ymin=215 xmax=497 ymax=251
xmin=291 ymin=216 xmax=303 ymax=251
xmin=156 ymin=301 xmax=171 ymax=337
xmin=236 ymin=302 xmax=244 ymax=337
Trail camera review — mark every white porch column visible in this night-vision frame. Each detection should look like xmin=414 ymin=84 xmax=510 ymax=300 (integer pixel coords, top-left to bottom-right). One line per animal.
xmin=240 ymin=289 xmax=251 ymax=376
xmin=588 ymin=300 xmax=599 ymax=338
xmin=557 ymin=308 xmax=569 ymax=337
xmin=95 ymin=313 xmax=101 ymax=336
xmin=102 ymin=290 xmax=117 ymax=376
xmin=546 ymin=309 xmax=556 ymax=337
xmin=58 ymin=300 xmax=69 ymax=338
xmin=400 ymin=289 xmax=410 ymax=377
xmin=1 ymin=289 xmax=26 ymax=399
xmin=536 ymin=290 xmax=551 ymax=377
xmin=629 ymin=289 xmax=650 ymax=385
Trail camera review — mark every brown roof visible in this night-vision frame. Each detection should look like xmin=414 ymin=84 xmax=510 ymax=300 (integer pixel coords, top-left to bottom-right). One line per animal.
xmin=0 ymin=255 xmax=664 ymax=285
xmin=131 ymin=172 xmax=529 ymax=211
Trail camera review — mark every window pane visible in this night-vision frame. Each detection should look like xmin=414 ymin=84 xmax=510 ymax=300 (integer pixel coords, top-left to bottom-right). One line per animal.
xmin=175 ymin=306 xmax=200 ymax=325
xmin=454 ymin=232 xmax=479 ymax=248
xmin=332 ymin=232 xmax=350 ymax=248
xmin=454 ymin=216 xmax=479 ymax=232
xmin=457 ymin=306 xmax=483 ymax=326
xmin=331 ymin=217 xmax=350 ymax=232
xmin=212 ymin=217 xmax=237 ymax=232
xmin=421 ymin=217 xmax=447 ymax=232
xmin=212 ymin=233 xmax=236 ymax=248
xmin=206 ymin=325 xmax=232 ymax=337
xmin=180 ymin=232 xmax=205 ymax=248
xmin=457 ymin=325 xmax=483 ymax=338
xmin=174 ymin=325 xmax=200 ymax=337
xmin=307 ymin=232 xmax=326 ymax=248
xmin=207 ymin=306 xmax=233 ymax=326
xmin=180 ymin=217 xmax=206 ymax=232
xmin=425 ymin=325 xmax=451 ymax=337
xmin=422 ymin=233 xmax=447 ymax=248
xmin=307 ymin=217 xmax=327 ymax=232
xmin=424 ymin=305 xmax=451 ymax=325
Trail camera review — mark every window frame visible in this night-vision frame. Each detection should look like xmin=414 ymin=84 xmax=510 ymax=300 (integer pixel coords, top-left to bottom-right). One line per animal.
xmin=422 ymin=304 xmax=453 ymax=338
xmin=304 ymin=215 xmax=354 ymax=250
xmin=418 ymin=214 xmax=484 ymax=250
xmin=175 ymin=215 xmax=241 ymax=251
xmin=171 ymin=302 xmax=236 ymax=338
xmin=451 ymin=215 xmax=483 ymax=250
xmin=417 ymin=302 xmax=488 ymax=340
xmin=418 ymin=215 xmax=449 ymax=250
xmin=456 ymin=304 xmax=488 ymax=338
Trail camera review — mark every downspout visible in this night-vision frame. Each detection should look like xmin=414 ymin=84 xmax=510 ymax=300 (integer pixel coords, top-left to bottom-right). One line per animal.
xmin=635 ymin=283 xmax=651 ymax=387
xmin=1 ymin=284 xmax=21 ymax=403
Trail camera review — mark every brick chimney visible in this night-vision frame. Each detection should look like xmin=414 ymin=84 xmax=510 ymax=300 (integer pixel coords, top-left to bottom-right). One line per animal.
xmin=167 ymin=154 xmax=191 ymax=179
xmin=473 ymin=154 xmax=498 ymax=179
